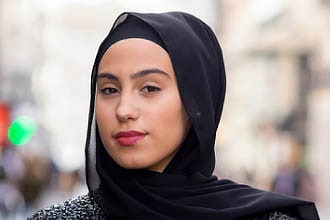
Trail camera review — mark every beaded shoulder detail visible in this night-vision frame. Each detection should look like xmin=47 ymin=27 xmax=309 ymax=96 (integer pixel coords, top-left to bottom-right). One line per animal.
xmin=256 ymin=211 xmax=298 ymax=220
xmin=27 ymin=194 xmax=106 ymax=220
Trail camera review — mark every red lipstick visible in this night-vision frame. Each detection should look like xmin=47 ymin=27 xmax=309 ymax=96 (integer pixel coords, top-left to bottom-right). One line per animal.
xmin=114 ymin=130 xmax=146 ymax=146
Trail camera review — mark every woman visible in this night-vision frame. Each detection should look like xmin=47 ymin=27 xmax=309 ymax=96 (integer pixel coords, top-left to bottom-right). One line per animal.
xmin=29 ymin=12 xmax=319 ymax=219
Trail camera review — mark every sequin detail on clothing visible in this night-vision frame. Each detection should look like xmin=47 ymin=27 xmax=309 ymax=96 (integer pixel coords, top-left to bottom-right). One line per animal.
xmin=268 ymin=211 xmax=297 ymax=220
xmin=28 ymin=194 xmax=106 ymax=219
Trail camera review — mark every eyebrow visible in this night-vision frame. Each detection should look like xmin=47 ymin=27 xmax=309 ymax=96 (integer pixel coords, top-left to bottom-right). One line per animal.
xmin=131 ymin=68 xmax=171 ymax=79
xmin=97 ymin=68 xmax=171 ymax=81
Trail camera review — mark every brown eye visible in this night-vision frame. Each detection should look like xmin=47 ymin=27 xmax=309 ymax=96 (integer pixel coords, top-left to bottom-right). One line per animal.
xmin=141 ymin=86 xmax=161 ymax=93
xmin=101 ymin=87 xmax=119 ymax=95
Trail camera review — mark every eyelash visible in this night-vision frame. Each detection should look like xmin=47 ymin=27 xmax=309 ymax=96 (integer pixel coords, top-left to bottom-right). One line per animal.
xmin=99 ymin=85 xmax=161 ymax=95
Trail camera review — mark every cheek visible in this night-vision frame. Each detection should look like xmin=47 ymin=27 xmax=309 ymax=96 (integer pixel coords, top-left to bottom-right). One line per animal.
xmin=95 ymin=99 xmax=116 ymax=133
xmin=146 ymin=94 xmax=189 ymax=137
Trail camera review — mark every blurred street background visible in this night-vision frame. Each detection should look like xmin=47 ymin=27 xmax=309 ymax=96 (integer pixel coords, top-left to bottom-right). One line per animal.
xmin=0 ymin=0 xmax=329 ymax=219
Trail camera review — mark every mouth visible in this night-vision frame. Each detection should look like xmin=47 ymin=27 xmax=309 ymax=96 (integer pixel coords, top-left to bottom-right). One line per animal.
xmin=114 ymin=130 xmax=146 ymax=146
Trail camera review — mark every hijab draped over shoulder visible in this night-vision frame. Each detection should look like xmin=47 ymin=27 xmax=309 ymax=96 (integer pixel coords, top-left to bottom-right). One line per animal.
xmin=85 ymin=12 xmax=319 ymax=220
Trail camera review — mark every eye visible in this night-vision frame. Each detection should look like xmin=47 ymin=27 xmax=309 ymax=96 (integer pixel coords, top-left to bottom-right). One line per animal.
xmin=100 ymin=87 xmax=119 ymax=95
xmin=141 ymin=85 xmax=161 ymax=93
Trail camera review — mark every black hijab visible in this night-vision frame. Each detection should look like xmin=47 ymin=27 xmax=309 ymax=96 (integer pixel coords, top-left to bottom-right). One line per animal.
xmin=85 ymin=12 xmax=319 ymax=220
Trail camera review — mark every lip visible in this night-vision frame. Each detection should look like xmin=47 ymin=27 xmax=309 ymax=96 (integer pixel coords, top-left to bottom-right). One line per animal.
xmin=114 ymin=130 xmax=146 ymax=146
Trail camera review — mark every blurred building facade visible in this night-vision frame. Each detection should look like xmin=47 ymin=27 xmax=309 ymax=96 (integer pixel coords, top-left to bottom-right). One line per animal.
xmin=216 ymin=0 xmax=330 ymax=217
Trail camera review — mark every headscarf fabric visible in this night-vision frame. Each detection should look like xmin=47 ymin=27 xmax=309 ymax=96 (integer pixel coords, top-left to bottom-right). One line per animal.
xmin=85 ymin=12 xmax=319 ymax=220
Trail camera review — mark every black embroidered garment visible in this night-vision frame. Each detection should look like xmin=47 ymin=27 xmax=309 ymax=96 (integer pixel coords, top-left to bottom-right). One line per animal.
xmin=28 ymin=194 xmax=106 ymax=219
xmin=28 ymin=194 xmax=299 ymax=219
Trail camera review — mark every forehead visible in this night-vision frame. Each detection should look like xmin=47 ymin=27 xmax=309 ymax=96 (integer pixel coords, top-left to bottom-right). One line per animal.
xmin=98 ymin=38 xmax=174 ymax=76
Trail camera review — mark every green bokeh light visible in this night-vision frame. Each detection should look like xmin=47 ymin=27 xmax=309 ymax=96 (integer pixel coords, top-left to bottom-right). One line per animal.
xmin=8 ymin=116 xmax=37 ymax=146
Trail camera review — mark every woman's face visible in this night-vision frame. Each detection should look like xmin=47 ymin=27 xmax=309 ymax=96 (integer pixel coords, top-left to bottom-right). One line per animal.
xmin=96 ymin=38 xmax=190 ymax=172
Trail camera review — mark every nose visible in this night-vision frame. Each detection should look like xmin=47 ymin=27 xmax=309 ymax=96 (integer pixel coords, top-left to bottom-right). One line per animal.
xmin=116 ymin=93 xmax=139 ymax=122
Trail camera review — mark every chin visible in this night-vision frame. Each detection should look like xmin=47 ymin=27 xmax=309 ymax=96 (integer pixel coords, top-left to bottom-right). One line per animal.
xmin=116 ymin=160 xmax=150 ymax=170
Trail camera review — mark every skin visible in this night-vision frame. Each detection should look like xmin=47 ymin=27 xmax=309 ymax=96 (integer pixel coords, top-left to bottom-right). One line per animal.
xmin=95 ymin=38 xmax=190 ymax=172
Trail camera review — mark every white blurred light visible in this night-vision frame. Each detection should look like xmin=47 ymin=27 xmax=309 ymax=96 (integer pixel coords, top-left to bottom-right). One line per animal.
xmin=51 ymin=142 xmax=84 ymax=172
